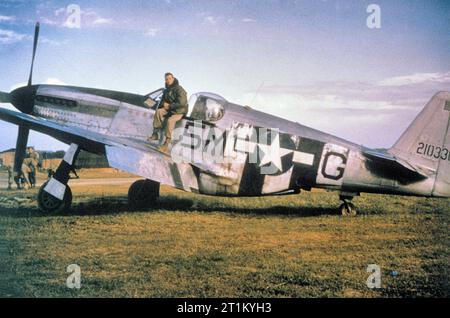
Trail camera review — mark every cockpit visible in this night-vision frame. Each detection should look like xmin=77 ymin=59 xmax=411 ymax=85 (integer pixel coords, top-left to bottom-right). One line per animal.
xmin=188 ymin=92 xmax=226 ymax=122
xmin=143 ymin=88 xmax=165 ymax=109
xmin=144 ymin=90 xmax=227 ymax=123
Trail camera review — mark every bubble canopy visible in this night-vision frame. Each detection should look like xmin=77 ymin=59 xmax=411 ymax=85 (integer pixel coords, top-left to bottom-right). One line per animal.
xmin=188 ymin=92 xmax=227 ymax=122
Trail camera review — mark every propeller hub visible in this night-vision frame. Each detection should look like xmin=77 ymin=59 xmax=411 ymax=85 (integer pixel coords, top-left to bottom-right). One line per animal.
xmin=10 ymin=85 xmax=37 ymax=114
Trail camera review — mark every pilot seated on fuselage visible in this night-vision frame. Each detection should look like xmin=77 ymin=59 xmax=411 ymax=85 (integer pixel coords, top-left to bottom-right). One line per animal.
xmin=148 ymin=72 xmax=188 ymax=153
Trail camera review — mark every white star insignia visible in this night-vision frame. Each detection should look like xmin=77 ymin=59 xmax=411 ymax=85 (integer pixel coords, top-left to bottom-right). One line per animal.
xmin=257 ymin=133 xmax=292 ymax=172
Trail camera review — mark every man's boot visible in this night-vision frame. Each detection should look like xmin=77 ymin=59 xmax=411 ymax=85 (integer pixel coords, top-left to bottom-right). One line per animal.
xmin=148 ymin=130 xmax=159 ymax=142
xmin=158 ymin=138 xmax=171 ymax=153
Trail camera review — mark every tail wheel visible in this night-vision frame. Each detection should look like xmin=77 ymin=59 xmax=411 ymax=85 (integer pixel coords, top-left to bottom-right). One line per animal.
xmin=339 ymin=202 xmax=357 ymax=216
xmin=38 ymin=181 xmax=72 ymax=214
xmin=128 ymin=179 xmax=160 ymax=209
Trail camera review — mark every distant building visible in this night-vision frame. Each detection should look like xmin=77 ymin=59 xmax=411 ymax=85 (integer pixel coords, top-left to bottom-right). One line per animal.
xmin=0 ymin=148 xmax=109 ymax=169
xmin=0 ymin=148 xmax=16 ymax=167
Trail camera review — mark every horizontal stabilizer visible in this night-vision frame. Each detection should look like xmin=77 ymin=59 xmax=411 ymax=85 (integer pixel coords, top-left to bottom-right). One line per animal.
xmin=362 ymin=148 xmax=432 ymax=180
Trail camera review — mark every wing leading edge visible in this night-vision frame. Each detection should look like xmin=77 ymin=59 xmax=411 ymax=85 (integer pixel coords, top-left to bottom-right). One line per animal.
xmin=0 ymin=107 xmax=113 ymax=154
xmin=0 ymin=107 xmax=199 ymax=192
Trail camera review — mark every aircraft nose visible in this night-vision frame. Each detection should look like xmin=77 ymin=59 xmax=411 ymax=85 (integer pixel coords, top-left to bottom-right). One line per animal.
xmin=10 ymin=85 xmax=37 ymax=114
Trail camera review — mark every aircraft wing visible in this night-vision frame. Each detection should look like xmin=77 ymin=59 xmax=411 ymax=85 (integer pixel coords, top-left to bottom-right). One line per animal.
xmin=362 ymin=147 xmax=433 ymax=179
xmin=0 ymin=107 xmax=121 ymax=152
xmin=0 ymin=107 xmax=200 ymax=192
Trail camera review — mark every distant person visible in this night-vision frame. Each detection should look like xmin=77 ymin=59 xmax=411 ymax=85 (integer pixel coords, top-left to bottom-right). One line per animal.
xmin=7 ymin=165 xmax=13 ymax=190
xmin=148 ymin=72 xmax=188 ymax=153
xmin=27 ymin=147 xmax=40 ymax=188
xmin=21 ymin=157 xmax=33 ymax=189
xmin=47 ymin=168 xmax=54 ymax=180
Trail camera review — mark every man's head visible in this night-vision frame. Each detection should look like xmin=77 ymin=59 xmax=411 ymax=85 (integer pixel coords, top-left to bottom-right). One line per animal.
xmin=27 ymin=146 xmax=34 ymax=153
xmin=165 ymin=72 xmax=175 ymax=87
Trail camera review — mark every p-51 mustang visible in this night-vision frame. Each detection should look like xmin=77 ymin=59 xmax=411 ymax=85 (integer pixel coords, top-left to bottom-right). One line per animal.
xmin=0 ymin=23 xmax=449 ymax=215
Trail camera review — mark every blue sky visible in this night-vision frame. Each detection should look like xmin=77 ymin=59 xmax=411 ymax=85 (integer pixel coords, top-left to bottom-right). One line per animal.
xmin=0 ymin=0 xmax=449 ymax=150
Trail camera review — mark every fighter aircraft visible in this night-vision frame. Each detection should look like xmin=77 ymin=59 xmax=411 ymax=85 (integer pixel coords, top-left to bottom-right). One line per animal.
xmin=0 ymin=23 xmax=449 ymax=215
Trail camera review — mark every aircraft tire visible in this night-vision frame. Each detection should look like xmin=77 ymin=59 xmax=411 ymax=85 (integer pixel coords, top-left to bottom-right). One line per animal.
xmin=128 ymin=179 xmax=160 ymax=209
xmin=38 ymin=181 xmax=72 ymax=214
xmin=340 ymin=202 xmax=357 ymax=216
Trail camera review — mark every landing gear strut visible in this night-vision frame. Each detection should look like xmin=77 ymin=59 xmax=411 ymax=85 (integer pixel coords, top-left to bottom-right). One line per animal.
xmin=339 ymin=194 xmax=357 ymax=216
xmin=128 ymin=179 xmax=160 ymax=209
xmin=37 ymin=143 xmax=80 ymax=214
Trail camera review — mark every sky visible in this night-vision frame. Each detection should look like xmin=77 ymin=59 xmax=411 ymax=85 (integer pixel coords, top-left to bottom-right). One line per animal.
xmin=0 ymin=0 xmax=449 ymax=151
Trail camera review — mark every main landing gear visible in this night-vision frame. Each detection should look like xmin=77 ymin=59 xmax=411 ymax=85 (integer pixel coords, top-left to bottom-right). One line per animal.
xmin=339 ymin=193 xmax=358 ymax=216
xmin=36 ymin=143 xmax=161 ymax=213
xmin=128 ymin=179 xmax=160 ymax=209
xmin=38 ymin=143 xmax=80 ymax=214
xmin=38 ymin=180 xmax=72 ymax=214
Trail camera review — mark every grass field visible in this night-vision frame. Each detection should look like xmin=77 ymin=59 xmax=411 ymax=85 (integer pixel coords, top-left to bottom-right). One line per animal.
xmin=0 ymin=170 xmax=449 ymax=297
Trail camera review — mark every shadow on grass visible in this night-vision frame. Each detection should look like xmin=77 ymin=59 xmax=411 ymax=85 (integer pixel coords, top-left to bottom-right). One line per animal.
xmin=0 ymin=193 xmax=340 ymax=218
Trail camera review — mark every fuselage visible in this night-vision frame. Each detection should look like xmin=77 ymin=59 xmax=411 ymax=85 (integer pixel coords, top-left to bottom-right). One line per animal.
xmin=8 ymin=84 xmax=445 ymax=198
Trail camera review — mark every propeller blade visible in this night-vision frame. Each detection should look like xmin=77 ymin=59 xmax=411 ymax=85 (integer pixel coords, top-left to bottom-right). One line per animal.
xmin=0 ymin=91 xmax=11 ymax=103
xmin=13 ymin=126 xmax=30 ymax=177
xmin=27 ymin=22 xmax=40 ymax=87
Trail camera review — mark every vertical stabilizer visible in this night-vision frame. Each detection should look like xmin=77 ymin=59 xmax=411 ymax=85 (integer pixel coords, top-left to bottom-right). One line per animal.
xmin=389 ymin=91 xmax=450 ymax=197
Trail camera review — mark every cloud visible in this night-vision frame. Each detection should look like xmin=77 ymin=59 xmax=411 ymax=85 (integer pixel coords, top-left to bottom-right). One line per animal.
xmin=377 ymin=72 xmax=450 ymax=86
xmin=54 ymin=8 xmax=65 ymax=17
xmin=144 ymin=28 xmax=159 ymax=37
xmin=0 ymin=28 xmax=28 ymax=44
xmin=40 ymin=6 xmax=114 ymax=28
xmin=202 ymin=15 xmax=257 ymax=26
xmin=0 ymin=24 xmax=64 ymax=46
xmin=77 ymin=8 xmax=114 ymax=27
xmin=0 ymin=15 xmax=15 ymax=23
xmin=204 ymin=16 xmax=218 ymax=25
xmin=40 ymin=36 xmax=67 ymax=46
xmin=40 ymin=17 xmax=59 ymax=26
xmin=242 ymin=72 xmax=450 ymax=147
xmin=92 ymin=17 xmax=113 ymax=25
xmin=44 ymin=78 xmax=66 ymax=85
xmin=0 ymin=0 xmax=27 ymax=8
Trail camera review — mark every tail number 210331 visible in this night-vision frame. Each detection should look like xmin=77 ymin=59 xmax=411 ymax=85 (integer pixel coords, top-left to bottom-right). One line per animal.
xmin=416 ymin=142 xmax=449 ymax=161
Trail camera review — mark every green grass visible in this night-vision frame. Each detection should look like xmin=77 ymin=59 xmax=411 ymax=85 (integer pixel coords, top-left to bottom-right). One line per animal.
xmin=0 ymin=183 xmax=449 ymax=298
